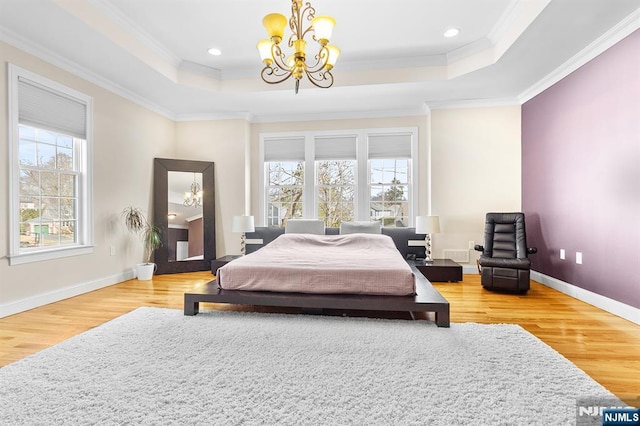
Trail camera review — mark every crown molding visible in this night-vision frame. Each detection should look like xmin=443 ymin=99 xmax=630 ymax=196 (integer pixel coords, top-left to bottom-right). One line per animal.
xmin=487 ymin=0 xmax=522 ymax=44
xmin=0 ymin=26 xmax=177 ymax=120
xmin=175 ymin=112 xmax=253 ymax=122
xmin=0 ymin=26 xmax=443 ymax=125
xmin=88 ymin=0 xmax=182 ymax=68
xmin=519 ymin=7 xmax=640 ymax=103
xmin=428 ymin=97 xmax=520 ymax=110
xmin=250 ymin=107 xmax=429 ymax=124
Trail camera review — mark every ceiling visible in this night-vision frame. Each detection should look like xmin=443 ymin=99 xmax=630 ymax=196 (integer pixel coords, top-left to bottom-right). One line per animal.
xmin=1 ymin=0 xmax=639 ymax=122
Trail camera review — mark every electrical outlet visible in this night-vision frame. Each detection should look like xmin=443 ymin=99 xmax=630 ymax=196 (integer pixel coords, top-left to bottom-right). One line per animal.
xmin=110 ymin=246 xmax=116 ymax=256
xmin=468 ymin=240 xmax=475 ymax=250
xmin=576 ymin=252 xmax=582 ymax=264
xmin=560 ymin=249 xmax=565 ymax=260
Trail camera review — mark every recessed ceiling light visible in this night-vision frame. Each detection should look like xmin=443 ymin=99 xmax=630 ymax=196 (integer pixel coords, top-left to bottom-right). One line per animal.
xmin=208 ymin=48 xmax=222 ymax=56
xmin=444 ymin=28 xmax=460 ymax=38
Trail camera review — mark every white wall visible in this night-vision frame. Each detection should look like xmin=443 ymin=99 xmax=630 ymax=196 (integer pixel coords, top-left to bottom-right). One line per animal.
xmin=0 ymin=41 xmax=175 ymax=316
xmin=430 ymin=105 xmax=522 ymax=263
xmin=174 ymin=119 xmax=250 ymax=256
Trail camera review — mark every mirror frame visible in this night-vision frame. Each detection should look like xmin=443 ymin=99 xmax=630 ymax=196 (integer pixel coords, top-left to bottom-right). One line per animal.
xmin=153 ymin=158 xmax=216 ymax=274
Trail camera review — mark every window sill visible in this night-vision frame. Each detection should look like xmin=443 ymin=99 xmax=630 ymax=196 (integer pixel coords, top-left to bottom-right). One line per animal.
xmin=8 ymin=245 xmax=95 ymax=265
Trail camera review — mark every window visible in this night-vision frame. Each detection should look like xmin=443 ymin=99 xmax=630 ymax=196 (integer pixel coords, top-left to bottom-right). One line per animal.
xmin=368 ymin=133 xmax=412 ymax=227
xmin=369 ymin=159 xmax=410 ymax=227
xmin=316 ymin=160 xmax=356 ymax=227
xmin=261 ymin=128 xmax=417 ymax=228
xmin=266 ymin=161 xmax=304 ymax=226
xmin=8 ymin=65 xmax=93 ymax=264
xmin=264 ymin=137 xmax=305 ymax=227
xmin=315 ymin=135 xmax=357 ymax=227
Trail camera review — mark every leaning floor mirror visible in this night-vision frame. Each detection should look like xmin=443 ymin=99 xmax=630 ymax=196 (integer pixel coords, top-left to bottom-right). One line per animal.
xmin=153 ymin=158 xmax=215 ymax=274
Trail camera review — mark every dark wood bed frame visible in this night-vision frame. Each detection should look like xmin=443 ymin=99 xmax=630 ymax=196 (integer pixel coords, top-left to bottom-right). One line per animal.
xmin=183 ymin=227 xmax=450 ymax=327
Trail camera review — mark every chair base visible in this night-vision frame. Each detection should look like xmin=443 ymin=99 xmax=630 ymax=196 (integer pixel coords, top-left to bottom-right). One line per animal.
xmin=481 ymin=267 xmax=530 ymax=293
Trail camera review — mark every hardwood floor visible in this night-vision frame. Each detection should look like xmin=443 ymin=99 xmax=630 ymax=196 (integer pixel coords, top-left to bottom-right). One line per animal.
xmin=0 ymin=272 xmax=638 ymax=406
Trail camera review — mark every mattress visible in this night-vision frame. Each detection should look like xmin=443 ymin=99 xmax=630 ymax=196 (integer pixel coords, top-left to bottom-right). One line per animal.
xmin=216 ymin=233 xmax=416 ymax=296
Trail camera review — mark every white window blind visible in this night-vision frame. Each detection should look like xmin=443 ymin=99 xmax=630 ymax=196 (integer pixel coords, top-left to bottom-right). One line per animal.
xmin=260 ymin=128 xmax=418 ymax=228
xmin=368 ymin=134 xmax=412 ymax=159
xmin=18 ymin=77 xmax=87 ymax=139
xmin=264 ymin=137 xmax=305 ymax=161
xmin=8 ymin=64 xmax=94 ymax=265
xmin=314 ymin=135 xmax=357 ymax=160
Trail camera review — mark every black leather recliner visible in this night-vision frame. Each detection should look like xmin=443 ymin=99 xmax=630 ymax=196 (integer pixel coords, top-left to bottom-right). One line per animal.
xmin=474 ymin=212 xmax=537 ymax=293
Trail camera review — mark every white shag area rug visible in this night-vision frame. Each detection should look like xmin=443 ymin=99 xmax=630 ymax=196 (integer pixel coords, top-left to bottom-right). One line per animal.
xmin=0 ymin=307 xmax=621 ymax=425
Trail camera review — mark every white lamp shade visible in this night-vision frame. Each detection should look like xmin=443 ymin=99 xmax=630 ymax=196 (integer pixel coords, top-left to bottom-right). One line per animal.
xmin=415 ymin=216 xmax=440 ymax=234
xmin=325 ymin=45 xmax=340 ymax=68
xmin=311 ymin=16 xmax=335 ymax=42
xmin=232 ymin=215 xmax=255 ymax=233
xmin=257 ymin=39 xmax=274 ymax=63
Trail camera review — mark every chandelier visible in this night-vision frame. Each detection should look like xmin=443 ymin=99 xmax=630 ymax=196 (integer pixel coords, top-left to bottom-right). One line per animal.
xmin=257 ymin=0 xmax=340 ymax=94
xmin=183 ymin=174 xmax=203 ymax=207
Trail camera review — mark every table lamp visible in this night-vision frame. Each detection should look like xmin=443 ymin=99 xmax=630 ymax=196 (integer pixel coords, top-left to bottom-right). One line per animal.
xmin=232 ymin=215 xmax=255 ymax=256
xmin=416 ymin=215 xmax=440 ymax=262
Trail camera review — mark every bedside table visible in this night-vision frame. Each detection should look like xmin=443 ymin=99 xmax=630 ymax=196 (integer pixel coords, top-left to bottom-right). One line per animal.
xmin=211 ymin=255 xmax=241 ymax=275
xmin=415 ymin=259 xmax=462 ymax=282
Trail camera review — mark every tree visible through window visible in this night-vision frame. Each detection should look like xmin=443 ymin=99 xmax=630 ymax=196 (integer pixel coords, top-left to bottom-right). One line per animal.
xmin=9 ymin=64 xmax=93 ymax=264
xmin=18 ymin=124 xmax=79 ymax=248
xmin=266 ymin=161 xmax=304 ymax=226
xmin=370 ymin=159 xmax=410 ymax=227
xmin=316 ymin=160 xmax=355 ymax=227
xmin=261 ymin=129 xmax=416 ymax=228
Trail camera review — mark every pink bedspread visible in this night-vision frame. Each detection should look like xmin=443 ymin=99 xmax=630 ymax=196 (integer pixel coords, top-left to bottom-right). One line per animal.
xmin=216 ymin=233 xmax=416 ymax=296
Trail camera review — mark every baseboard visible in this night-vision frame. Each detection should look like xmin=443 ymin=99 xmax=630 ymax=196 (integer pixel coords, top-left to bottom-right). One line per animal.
xmin=531 ymin=271 xmax=640 ymax=326
xmin=462 ymin=265 xmax=479 ymax=274
xmin=0 ymin=270 xmax=135 ymax=319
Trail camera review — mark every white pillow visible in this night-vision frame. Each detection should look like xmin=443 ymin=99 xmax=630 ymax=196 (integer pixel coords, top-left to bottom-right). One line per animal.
xmin=284 ymin=219 xmax=326 ymax=235
xmin=339 ymin=221 xmax=382 ymax=235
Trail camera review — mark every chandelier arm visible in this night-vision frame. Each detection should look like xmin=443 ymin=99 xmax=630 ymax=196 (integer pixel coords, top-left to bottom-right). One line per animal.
xmin=261 ymin=66 xmax=295 ymax=85
xmin=286 ymin=33 xmax=295 ymax=49
xmin=304 ymin=55 xmax=322 ymax=72
xmin=299 ymin=2 xmax=316 ymax=37
xmin=305 ymin=46 xmax=330 ymax=73
xmin=304 ymin=69 xmax=333 ymax=89
xmin=289 ymin=1 xmax=302 ymax=40
xmin=270 ymin=43 xmax=292 ymax=72
xmin=285 ymin=1 xmax=315 ymax=45
xmin=300 ymin=26 xmax=315 ymax=41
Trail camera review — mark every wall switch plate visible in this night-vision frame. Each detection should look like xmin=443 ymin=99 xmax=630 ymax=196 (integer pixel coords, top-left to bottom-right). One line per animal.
xmin=110 ymin=246 xmax=116 ymax=256
xmin=576 ymin=252 xmax=582 ymax=264
xmin=560 ymin=249 xmax=565 ymax=260
xmin=468 ymin=240 xmax=475 ymax=250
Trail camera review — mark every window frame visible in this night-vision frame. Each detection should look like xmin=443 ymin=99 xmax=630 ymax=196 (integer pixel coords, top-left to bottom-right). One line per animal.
xmin=8 ymin=64 xmax=94 ymax=265
xmin=265 ymin=160 xmax=305 ymax=226
xmin=369 ymin=158 xmax=412 ymax=227
xmin=315 ymin=159 xmax=357 ymax=227
xmin=259 ymin=127 xmax=418 ymax=228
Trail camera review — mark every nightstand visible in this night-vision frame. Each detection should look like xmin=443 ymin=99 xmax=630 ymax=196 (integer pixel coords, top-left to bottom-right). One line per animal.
xmin=415 ymin=259 xmax=462 ymax=282
xmin=211 ymin=255 xmax=241 ymax=275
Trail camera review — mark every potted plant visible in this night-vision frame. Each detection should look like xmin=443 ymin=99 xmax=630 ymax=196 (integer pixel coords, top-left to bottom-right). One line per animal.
xmin=122 ymin=207 xmax=163 ymax=281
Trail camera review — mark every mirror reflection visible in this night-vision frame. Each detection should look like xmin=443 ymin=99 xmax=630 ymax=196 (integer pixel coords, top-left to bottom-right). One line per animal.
xmin=167 ymin=171 xmax=204 ymax=262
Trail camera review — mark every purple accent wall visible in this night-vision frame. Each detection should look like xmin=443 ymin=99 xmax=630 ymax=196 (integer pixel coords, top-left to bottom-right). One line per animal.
xmin=522 ymin=30 xmax=640 ymax=310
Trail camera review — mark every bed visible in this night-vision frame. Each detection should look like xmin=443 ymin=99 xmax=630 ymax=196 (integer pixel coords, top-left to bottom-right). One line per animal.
xmin=184 ymin=223 xmax=450 ymax=327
